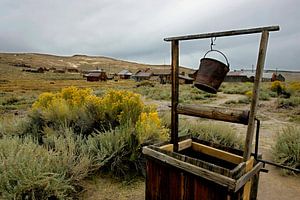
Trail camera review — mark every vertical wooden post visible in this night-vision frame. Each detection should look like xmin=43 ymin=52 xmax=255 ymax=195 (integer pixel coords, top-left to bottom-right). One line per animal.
xmin=171 ymin=40 xmax=179 ymax=152
xmin=243 ymin=31 xmax=269 ymax=161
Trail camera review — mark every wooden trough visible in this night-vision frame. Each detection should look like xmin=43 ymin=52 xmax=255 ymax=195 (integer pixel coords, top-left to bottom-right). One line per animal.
xmin=143 ymin=26 xmax=280 ymax=200
xmin=143 ymin=137 xmax=263 ymax=200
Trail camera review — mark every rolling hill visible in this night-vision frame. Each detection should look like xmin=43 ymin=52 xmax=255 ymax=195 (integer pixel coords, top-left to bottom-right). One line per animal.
xmin=0 ymin=53 xmax=195 ymax=74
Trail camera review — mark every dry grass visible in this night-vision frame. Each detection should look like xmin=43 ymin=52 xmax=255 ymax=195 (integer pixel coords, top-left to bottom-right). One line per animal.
xmin=80 ymin=175 xmax=144 ymax=200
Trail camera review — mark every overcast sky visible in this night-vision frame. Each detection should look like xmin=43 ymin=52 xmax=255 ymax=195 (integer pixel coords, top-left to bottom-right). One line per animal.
xmin=1 ymin=0 xmax=299 ymax=70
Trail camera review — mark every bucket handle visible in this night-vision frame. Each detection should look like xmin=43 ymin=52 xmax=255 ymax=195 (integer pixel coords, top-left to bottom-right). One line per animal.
xmin=203 ymin=49 xmax=230 ymax=67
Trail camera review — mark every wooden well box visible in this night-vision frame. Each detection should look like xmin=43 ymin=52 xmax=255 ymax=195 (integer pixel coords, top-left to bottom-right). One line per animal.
xmin=143 ymin=137 xmax=263 ymax=200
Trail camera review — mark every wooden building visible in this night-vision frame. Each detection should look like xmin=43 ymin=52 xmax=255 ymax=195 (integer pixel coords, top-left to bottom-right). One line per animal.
xmin=117 ymin=69 xmax=132 ymax=79
xmin=22 ymin=67 xmax=44 ymax=73
xmin=271 ymin=73 xmax=285 ymax=82
xmin=86 ymin=72 xmax=107 ymax=82
xmin=132 ymin=68 xmax=153 ymax=82
xmin=224 ymin=71 xmax=280 ymax=82
xmin=66 ymin=68 xmax=79 ymax=73
xmin=53 ymin=69 xmax=66 ymax=73
xmin=179 ymin=75 xmax=194 ymax=84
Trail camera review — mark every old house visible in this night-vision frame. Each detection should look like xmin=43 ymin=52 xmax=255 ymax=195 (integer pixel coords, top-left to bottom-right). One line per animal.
xmin=188 ymin=70 xmax=198 ymax=80
xmin=66 ymin=68 xmax=79 ymax=73
xmin=153 ymin=69 xmax=171 ymax=84
xmin=117 ymin=69 xmax=133 ymax=79
xmin=179 ymin=75 xmax=194 ymax=84
xmin=132 ymin=68 xmax=153 ymax=82
xmin=86 ymin=72 xmax=107 ymax=82
xmin=53 ymin=69 xmax=66 ymax=73
xmin=224 ymin=71 xmax=249 ymax=82
xmin=272 ymin=73 xmax=285 ymax=82
xmin=107 ymin=73 xmax=115 ymax=80
xmin=224 ymin=71 xmax=277 ymax=82
xmin=22 ymin=67 xmax=44 ymax=73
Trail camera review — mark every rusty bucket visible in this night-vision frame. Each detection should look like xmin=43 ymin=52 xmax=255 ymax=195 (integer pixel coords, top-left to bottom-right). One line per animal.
xmin=194 ymin=49 xmax=230 ymax=94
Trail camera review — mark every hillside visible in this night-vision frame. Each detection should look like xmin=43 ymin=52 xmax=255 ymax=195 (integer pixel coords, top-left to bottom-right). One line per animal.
xmin=0 ymin=53 xmax=194 ymax=74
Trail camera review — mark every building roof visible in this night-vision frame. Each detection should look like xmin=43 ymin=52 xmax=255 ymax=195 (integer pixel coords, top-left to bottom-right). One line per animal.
xmin=226 ymin=71 xmax=273 ymax=79
xmin=179 ymin=75 xmax=194 ymax=80
xmin=117 ymin=69 xmax=133 ymax=76
xmin=86 ymin=72 xmax=102 ymax=77
xmin=134 ymin=72 xmax=153 ymax=77
xmin=133 ymin=68 xmax=153 ymax=77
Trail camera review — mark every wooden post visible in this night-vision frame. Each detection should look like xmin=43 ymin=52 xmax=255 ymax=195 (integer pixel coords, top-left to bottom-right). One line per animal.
xmin=243 ymin=31 xmax=269 ymax=161
xmin=171 ymin=40 xmax=179 ymax=152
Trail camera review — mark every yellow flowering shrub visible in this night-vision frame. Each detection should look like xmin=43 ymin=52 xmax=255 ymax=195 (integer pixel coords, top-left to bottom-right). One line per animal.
xmin=32 ymin=87 xmax=95 ymax=110
xmin=60 ymin=86 xmax=93 ymax=107
xmin=270 ymin=81 xmax=285 ymax=94
xmin=245 ymin=90 xmax=252 ymax=98
xmin=30 ymin=87 xmax=168 ymax=141
xmin=101 ymin=90 xmax=145 ymax=124
xmin=287 ymin=81 xmax=300 ymax=95
xmin=135 ymin=112 xmax=168 ymax=143
xmin=32 ymin=92 xmax=57 ymax=111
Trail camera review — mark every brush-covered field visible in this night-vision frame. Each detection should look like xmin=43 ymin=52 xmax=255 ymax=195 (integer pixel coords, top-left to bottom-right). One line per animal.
xmin=0 ymin=61 xmax=300 ymax=200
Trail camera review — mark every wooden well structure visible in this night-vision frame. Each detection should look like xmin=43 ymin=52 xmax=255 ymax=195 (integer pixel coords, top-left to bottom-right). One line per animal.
xmin=143 ymin=26 xmax=280 ymax=200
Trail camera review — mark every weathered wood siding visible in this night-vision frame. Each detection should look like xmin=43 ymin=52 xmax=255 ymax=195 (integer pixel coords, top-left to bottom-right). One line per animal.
xmin=146 ymin=158 xmax=244 ymax=200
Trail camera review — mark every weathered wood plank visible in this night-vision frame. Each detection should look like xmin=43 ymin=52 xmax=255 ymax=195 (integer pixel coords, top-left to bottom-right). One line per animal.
xmin=143 ymin=146 xmax=237 ymax=190
xmin=234 ymin=162 xmax=264 ymax=192
xmin=230 ymin=162 xmax=246 ymax=179
xmin=243 ymin=31 xmax=270 ymax=161
xmin=171 ymin=40 xmax=179 ymax=151
xmin=177 ymin=104 xmax=249 ymax=125
xmin=164 ymin=25 xmax=279 ymax=41
xmin=243 ymin=157 xmax=254 ymax=200
xmin=191 ymin=142 xmax=243 ymax=165
xmin=159 ymin=139 xmax=192 ymax=152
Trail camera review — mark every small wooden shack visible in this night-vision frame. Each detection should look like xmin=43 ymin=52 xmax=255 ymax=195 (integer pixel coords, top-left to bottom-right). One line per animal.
xmin=179 ymin=75 xmax=194 ymax=84
xmin=66 ymin=68 xmax=79 ymax=73
xmin=153 ymin=69 xmax=171 ymax=84
xmin=224 ymin=71 xmax=280 ymax=82
xmin=53 ymin=69 xmax=65 ymax=73
xmin=117 ymin=69 xmax=132 ymax=79
xmin=22 ymin=67 xmax=44 ymax=73
xmin=271 ymin=73 xmax=285 ymax=82
xmin=86 ymin=72 xmax=107 ymax=82
xmin=132 ymin=68 xmax=153 ymax=82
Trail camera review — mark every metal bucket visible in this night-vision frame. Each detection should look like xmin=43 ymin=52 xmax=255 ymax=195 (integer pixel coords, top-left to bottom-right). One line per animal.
xmin=194 ymin=50 xmax=230 ymax=94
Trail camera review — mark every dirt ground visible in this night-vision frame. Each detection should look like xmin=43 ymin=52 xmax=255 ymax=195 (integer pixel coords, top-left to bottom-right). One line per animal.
xmin=81 ymin=93 xmax=300 ymax=200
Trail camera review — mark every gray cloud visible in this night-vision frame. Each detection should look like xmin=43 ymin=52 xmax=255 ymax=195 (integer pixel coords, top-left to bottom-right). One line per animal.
xmin=0 ymin=0 xmax=299 ymax=70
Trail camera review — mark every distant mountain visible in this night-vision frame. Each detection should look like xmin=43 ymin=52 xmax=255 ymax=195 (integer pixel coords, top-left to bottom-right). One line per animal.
xmin=0 ymin=53 xmax=194 ymax=74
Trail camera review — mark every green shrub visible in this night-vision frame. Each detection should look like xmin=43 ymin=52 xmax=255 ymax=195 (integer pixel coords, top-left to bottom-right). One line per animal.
xmin=287 ymin=81 xmax=300 ymax=96
xmin=158 ymin=111 xmax=171 ymax=129
xmin=0 ymin=136 xmax=74 ymax=199
xmin=238 ymin=97 xmax=251 ymax=104
xmin=136 ymin=80 xmax=155 ymax=88
xmin=0 ymin=87 xmax=170 ymax=198
xmin=86 ymin=123 xmax=167 ymax=179
xmin=272 ymin=126 xmax=300 ymax=174
xmin=0 ymin=95 xmax=19 ymax=105
xmin=259 ymin=91 xmax=271 ymax=101
xmin=278 ymin=97 xmax=300 ymax=108
xmin=222 ymin=82 xmax=253 ymax=94
xmin=179 ymin=120 xmax=243 ymax=149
